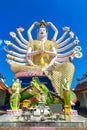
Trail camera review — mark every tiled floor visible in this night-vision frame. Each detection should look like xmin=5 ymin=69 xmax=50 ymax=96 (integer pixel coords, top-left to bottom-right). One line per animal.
xmin=0 ymin=127 xmax=87 ymax=130
xmin=0 ymin=113 xmax=87 ymax=122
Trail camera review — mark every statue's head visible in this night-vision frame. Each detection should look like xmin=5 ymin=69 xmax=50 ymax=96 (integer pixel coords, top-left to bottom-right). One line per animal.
xmin=12 ymin=78 xmax=22 ymax=93
xmin=37 ymin=20 xmax=48 ymax=40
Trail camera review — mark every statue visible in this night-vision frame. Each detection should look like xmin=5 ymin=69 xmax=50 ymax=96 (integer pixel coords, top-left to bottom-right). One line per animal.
xmin=4 ymin=20 xmax=82 ymax=97
xmin=10 ymin=79 xmax=21 ymax=110
xmin=62 ymin=78 xmax=70 ymax=105
xmin=30 ymin=77 xmax=52 ymax=105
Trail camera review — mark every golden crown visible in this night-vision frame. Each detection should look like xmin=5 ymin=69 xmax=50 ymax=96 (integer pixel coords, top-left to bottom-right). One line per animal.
xmin=40 ymin=20 xmax=46 ymax=27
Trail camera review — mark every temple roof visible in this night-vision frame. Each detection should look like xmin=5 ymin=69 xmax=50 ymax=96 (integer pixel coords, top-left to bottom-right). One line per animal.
xmin=74 ymin=81 xmax=87 ymax=92
xmin=0 ymin=81 xmax=8 ymax=91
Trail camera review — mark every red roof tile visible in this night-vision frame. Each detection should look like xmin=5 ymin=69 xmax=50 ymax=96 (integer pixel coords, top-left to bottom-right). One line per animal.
xmin=74 ymin=81 xmax=87 ymax=92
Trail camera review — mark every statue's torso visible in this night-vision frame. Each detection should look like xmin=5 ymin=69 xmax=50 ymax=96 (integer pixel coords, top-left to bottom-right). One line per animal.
xmin=28 ymin=40 xmax=57 ymax=66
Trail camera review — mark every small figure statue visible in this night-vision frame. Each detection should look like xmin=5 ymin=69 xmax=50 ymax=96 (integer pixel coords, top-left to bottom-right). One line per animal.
xmin=10 ymin=79 xmax=21 ymax=110
xmin=62 ymin=78 xmax=70 ymax=105
xmin=30 ymin=77 xmax=52 ymax=105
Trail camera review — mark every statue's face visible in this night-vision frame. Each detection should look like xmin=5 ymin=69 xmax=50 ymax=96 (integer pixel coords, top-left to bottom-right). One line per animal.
xmin=38 ymin=27 xmax=47 ymax=39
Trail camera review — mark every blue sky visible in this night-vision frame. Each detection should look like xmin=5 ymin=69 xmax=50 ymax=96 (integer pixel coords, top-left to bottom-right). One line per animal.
xmin=0 ymin=0 xmax=87 ymax=89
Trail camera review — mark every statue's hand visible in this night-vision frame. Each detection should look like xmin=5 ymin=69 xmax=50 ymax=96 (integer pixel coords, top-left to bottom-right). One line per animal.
xmin=16 ymin=27 xmax=24 ymax=32
xmin=6 ymin=59 xmax=14 ymax=64
xmin=45 ymin=22 xmax=52 ymax=26
xmin=9 ymin=32 xmax=16 ymax=39
xmin=34 ymin=22 xmax=40 ymax=26
xmin=4 ymin=40 xmax=12 ymax=46
xmin=74 ymin=36 xmax=79 ymax=45
xmin=73 ymin=51 xmax=82 ymax=58
xmin=62 ymin=26 xmax=70 ymax=32
xmin=73 ymin=46 xmax=81 ymax=52
xmin=4 ymin=48 xmax=9 ymax=53
xmin=69 ymin=31 xmax=74 ymax=39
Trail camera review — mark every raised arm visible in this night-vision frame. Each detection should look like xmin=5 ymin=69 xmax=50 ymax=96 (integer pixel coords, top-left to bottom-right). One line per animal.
xmin=16 ymin=27 xmax=28 ymax=44
xmin=6 ymin=59 xmax=26 ymax=65
xmin=46 ymin=22 xmax=58 ymax=41
xmin=57 ymin=31 xmax=74 ymax=48
xmin=9 ymin=32 xmax=27 ymax=49
xmin=6 ymin=54 xmax=26 ymax=62
xmin=56 ymin=26 xmax=70 ymax=44
xmin=57 ymin=37 xmax=79 ymax=53
xmin=27 ymin=22 xmax=40 ymax=41
xmin=4 ymin=48 xmax=26 ymax=58
xmin=4 ymin=40 xmax=26 ymax=53
xmin=57 ymin=50 xmax=73 ymax=58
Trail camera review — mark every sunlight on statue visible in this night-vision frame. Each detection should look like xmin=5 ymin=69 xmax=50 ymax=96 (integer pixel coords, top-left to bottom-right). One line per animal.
xmin=4 ymin=20 xmax=82 ymax=97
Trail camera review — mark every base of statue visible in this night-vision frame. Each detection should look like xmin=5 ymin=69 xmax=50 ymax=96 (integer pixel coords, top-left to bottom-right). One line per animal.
xmin=14 ymin=71 xmax=56 ymax=92
xmin=6 ymin=109 xmax=22 ymax=115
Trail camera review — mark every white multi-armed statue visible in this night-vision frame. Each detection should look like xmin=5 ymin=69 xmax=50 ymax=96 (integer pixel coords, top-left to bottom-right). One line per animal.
xmin=4 ymin=20 xmax=82 ymax=70
xmin=4 ymin=20 xmax=82 ymax=96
